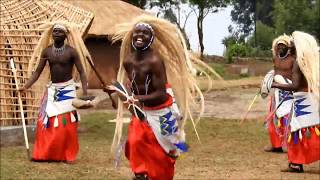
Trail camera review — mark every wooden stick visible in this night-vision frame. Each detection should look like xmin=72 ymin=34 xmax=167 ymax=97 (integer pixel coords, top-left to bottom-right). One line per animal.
xmin=85 ymin=56 xmax=117 ymax=108
xmin=9 ymin=58 xmax=30 ymax=160
xmin=264 ymin=93 xmax=289 ymax=123
xmin=240 ymin=90 xmax=260 ymax=125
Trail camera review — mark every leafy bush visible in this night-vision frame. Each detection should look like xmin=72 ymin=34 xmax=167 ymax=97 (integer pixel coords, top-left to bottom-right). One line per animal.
xmin=247 ymin=47 xmax=272 ymax=57
xmin=208 ymin=63 xmax=225 ymax=78
xmin=225 ymin=43 xmax=251 ymax=63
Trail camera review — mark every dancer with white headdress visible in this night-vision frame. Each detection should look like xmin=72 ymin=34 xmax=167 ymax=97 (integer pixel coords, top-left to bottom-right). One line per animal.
xmin=271 ymin=31 xmax=319 ymax=173
xmin=261 ymin=34 xmax=294 ymax=153
xmin=109 ymin=15 xmax=214 ymax=180
xmin=20 ymin=22 xmax=92 ymax=163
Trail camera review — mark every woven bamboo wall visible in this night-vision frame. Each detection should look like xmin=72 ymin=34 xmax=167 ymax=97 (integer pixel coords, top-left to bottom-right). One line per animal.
xmin=0 ymin=0 xmax=94 ymax=126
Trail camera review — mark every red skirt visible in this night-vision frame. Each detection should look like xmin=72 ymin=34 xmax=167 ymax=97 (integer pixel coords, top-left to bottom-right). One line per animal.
xmin=32 ymin=111 xmax=79 ymax=162
xmin=125 ymin=96 xmax=176 ymax=180
xmin=268 ymin=116 xmax=287 ymax=148
xmin=287 ymin=126 xmax=320 ymax=164
xmin=267 ymin=98 xmax=287 ymax=148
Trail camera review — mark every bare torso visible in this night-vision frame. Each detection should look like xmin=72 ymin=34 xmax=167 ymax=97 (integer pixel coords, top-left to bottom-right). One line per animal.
xmin=44 ymin=45 xmax=75 ymax=83
xmin=272 ymin=55 xmax=308 ymax=92
xmin=123 ymin=50 xmax=167 ymax=107
xmin=22 ymin=29 xmax=88 ymax=97
xmin=273 ymin=55 xmax=294 ymax=80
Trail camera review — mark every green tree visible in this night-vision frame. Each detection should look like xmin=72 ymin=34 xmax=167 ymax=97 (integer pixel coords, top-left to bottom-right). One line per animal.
xmin=189 ymin=0 xmax=230 ymax=57
xmin=230 ymin=0 xmax=274 ymax=43
xmin=150 ymin=0 xmax=192 ymax=49
xmin=247 ymin=21 xmax=276 ymax=50
xmin=273 ymin=0 xmax=319 ymax=40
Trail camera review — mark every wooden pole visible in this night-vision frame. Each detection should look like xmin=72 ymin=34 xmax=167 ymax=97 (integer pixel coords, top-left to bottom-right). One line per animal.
xmin=240 ymin=90 xmax=260 ymax=125
xmin=9 ymin=58 xmax=30 ymax=159
xmin=85 ymin=56 xmax=117 ymax=108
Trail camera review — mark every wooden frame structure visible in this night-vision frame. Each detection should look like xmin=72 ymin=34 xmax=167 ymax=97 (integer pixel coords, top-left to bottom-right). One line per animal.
xmin=0 ymin=0 xmax=93 ymax=126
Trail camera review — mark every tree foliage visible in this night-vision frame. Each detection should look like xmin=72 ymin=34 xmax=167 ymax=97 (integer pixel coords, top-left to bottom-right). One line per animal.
xmin=150 ymin=0 xmax=192 ymax=49
xmin=247 ymin=21 xmax=276 ymax=50
xmin=226 ymin=0 xmax=319 ymax=58
xmin=189 ymin=0 xmax=230 ymax=57
xmin=229 ymin=0 xmax=274 ymax=39
xmin=273 ymin=0 xmax=319 ymax=40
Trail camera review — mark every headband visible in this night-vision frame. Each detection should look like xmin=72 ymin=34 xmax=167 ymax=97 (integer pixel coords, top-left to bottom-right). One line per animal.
xmin=132 ymin=22 xmax=154 ymax=51
xmin=53 ymin=24 xmax=67 ymax=33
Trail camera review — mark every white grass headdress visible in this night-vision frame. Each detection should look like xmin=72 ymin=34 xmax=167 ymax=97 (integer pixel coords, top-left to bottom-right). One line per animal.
xmin=292 ymin=31 xmax=319 ymax=99
xmin=27 ymin=21 xmax=93 ymax=81
xmin=111 ymin=15 xmax=218 ymax=151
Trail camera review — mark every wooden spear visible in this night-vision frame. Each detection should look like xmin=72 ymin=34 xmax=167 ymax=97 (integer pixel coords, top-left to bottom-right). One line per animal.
xmin=9 ymin=58 xmax=30 ymax=159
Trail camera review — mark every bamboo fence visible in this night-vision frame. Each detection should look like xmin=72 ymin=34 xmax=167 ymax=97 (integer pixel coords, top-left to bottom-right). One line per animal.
xmin=0 ymin=0 xmax=93 ymax=126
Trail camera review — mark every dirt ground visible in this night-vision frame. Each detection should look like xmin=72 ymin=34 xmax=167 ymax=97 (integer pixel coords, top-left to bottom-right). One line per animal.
xmin=1 ymin=87 xmax=319 ymax=180
xmin=74 ymin=87 xmax=320 ymax=179
xmin=80 ymin=85 xmax=268 ymax=120
xmin=202 ymin=87 xmax=267 ymax=119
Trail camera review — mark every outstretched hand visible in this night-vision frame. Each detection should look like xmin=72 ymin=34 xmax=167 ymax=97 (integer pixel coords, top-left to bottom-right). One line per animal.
xmin=103 ymin=85 xmax=116 ymax=93
xmin=102 ymin=85 xmax=117 ymax=109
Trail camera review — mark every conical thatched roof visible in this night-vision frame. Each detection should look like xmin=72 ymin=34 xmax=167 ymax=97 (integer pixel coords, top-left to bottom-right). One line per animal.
xmin=0 ymin=0 xmax=94 ymax=126
xmin=67 ymin=0 xmax=147 ymax=37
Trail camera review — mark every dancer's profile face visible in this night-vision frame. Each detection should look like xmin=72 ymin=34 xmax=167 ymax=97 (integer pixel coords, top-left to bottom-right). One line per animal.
xmin=52 ymin=28 xmax=66 ymax=42
xmin=276 ymin=43 xmax=290 ymax=59
xmin=132 ymin=25 xmax=152 ymax=50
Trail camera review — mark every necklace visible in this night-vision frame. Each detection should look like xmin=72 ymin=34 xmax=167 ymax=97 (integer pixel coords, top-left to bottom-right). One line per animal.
xmin=52 ymin=44 xmax=65 ymax=56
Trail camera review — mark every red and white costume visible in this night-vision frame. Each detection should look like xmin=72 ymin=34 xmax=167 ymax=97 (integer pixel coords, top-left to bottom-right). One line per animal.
xmin=32 ymin=79 xmax=79 ymax=162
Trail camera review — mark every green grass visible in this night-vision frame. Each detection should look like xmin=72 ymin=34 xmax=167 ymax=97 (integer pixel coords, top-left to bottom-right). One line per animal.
xmin=208 ymin=62 xmax=226 ymax=78
xmin=207 ymin=62 xmax=248 ymax=80
xmin=1 ymin=113 xmax=319 ymax=179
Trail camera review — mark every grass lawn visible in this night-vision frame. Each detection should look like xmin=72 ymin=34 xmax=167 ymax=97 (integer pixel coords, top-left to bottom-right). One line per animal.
xmin=1 ymin=112 xmax=319 ymax=179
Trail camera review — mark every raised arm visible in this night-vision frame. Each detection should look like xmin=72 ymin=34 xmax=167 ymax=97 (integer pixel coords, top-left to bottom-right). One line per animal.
xmin=22 ymin=50 xmax=47 ymax=90
xmin=73 ymin=49 xmax=88 ymax=96
xmin=272 ymin=60 xmax=301 ymax=91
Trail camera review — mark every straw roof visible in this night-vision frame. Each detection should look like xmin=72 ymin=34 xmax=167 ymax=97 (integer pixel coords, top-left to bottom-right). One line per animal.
xmin=0 ymin=0 xmax=93 ymax=126
xmin=67 ymin=0 xmax=147 ymax=37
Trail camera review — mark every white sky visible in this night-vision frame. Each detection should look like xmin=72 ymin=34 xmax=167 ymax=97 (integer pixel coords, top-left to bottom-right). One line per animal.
xmin=148 ymin=5 xmax=233 ymax=56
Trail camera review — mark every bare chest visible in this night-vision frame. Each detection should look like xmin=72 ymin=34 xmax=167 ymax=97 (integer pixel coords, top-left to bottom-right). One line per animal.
xmin=47 ymin=49 xmax=73 ymax=66
xmin=274 ymin=58 xmax=294 ymax=77
xmin=124 ymin=59 xmax=151 ymax=82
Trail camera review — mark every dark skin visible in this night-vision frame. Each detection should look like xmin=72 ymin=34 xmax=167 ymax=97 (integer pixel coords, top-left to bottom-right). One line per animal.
xmin=271 ymin=44 xmax=308 ymax=92
xmin=19 ymin=28 xmax=88 ymax=97
xmin=273 ymin=43 xmax=294 ymax=80
xmin=121 ymin=25 xmax=167 ymax=107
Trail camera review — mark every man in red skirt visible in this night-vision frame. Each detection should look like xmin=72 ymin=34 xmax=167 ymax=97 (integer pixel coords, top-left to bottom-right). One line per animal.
xmin=271 ymin=31 xmax=320 ymax=173
xmin=261 ymin=35 xmax=294 ymax=153
xmin=20 ymin=23 xmax=90 ymax=163
xmin=109 ymin=15 xmax=210 ymax=180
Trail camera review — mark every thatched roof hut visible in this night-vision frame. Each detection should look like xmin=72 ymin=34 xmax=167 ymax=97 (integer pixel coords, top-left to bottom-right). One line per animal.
xmin=67 ymin=0 xmax=146 ymax=88
xmin=0 ymin=0 xmax=147 ymax=126
xmin=69 ymin=0 xmax=146 ymax=37
xmin=0 ymin=0 xmax=94 ymax=126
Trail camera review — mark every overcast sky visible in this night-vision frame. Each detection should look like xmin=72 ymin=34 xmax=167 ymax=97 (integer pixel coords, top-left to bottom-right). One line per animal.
xmin=148 ymin=5 xmax=233 ymax=56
